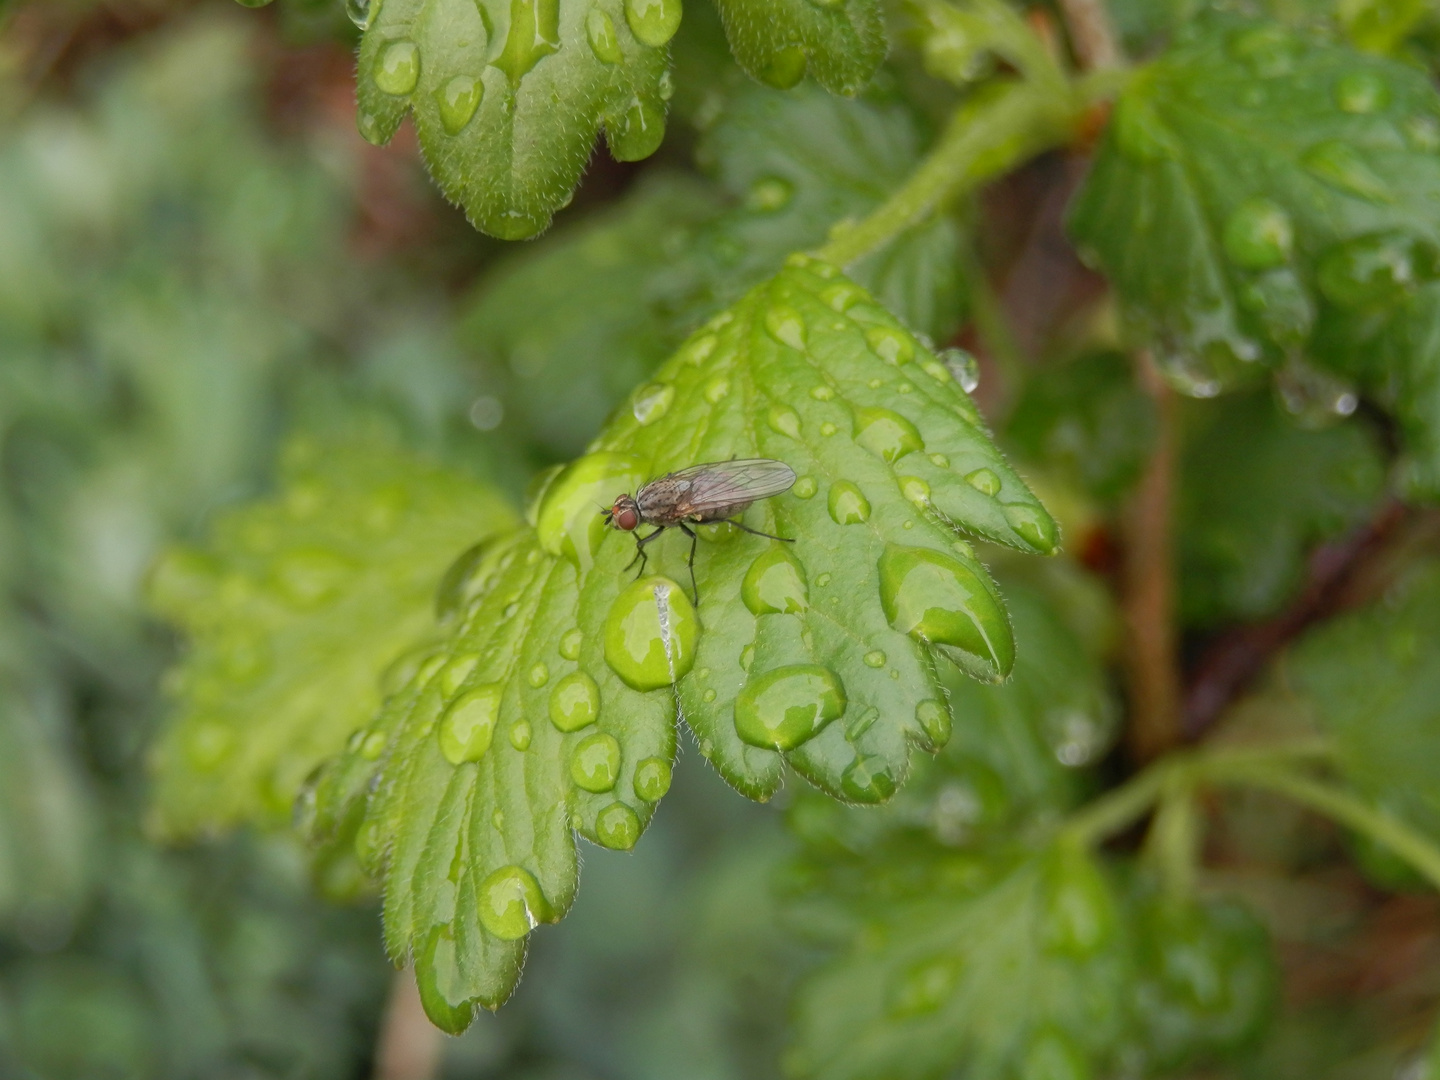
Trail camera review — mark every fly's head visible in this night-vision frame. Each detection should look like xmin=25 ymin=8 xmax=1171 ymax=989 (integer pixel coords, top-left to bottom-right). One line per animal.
xmin=603 ymin=494 xmax=641 ymax=532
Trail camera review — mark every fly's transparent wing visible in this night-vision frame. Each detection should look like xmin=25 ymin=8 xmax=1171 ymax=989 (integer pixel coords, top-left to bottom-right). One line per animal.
xmin=663 ymin=459 xmax=797 ymax=515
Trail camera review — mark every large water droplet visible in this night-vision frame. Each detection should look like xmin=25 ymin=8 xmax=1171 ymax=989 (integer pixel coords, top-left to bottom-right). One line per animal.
xmin=608 ymin=96 xmax=666 ymax=162
xmin=625 ymin=0 xmax=682 ymax=46
xmin=596 ymin=802 xmax=641 ymax=849
xmin=438 ymin=684 xmax=502 ymax=764
xmin=767 ymin=405 xmax=801 ymax=439
xmin=374 ymin=41 xmax=421 ymax=96
xmin=889 ymin=957 xmax=962 ymax=1016
xmin=586 ymin=6 xmax=624 ymax=63
xmin=747 ymin=176 xmax=793 ymax=212
xmin=633 ymin=757 xmax=672 ymax=801
xmin=878 ymin=545 xmax=1014 ymax=678
xmin=1316 ymin=231 xmax=1436 ymax=308
xmin=734 ymin=665 xmax=847 ymax=749
xmin=603 ymin=576 xmax=698 ymax=690
xmin=899 ymin=476 xmax=930 ymax=507
xmin=549 ymin=671 xmax=600 ymax=732
xmin=1003 ymin=504 xmax=1059 ymax=553
xmin=633 ymin=382 xmax=674 ymax=425
xmin=495 ymin=0 xmax=560 ymax=83
xmin=761 ymin=45 xmax=807 ymax=88
xmin=841 ymin=754 xmax=896 ymax=801
xmin=827 ymin=481 xmax=871 ymax=524
xmin=346 ymin=0 xmax=372 ymax=29
xmin=1335 ymin=70 xmax=1389 ymax=114
xmin=938 ymin=347 xmax=980 ymax=392
xmin=742 ymin=545 xmax=809 ymax=614
xmin=439 ymin=653 xmax=480 ymax=697
xmin=435 ymin=75 xmax=483 ymax=134
xmin=916 ymin=699 xmax=952 ymax=748
xmin=536 ymin=452 xmax=647 ymax=569
xmin=570 ymin=731 xmax=622 ymax=792
xmin=764 ymin=305 xmax=807 ymax=350
xmin=1303 ymin=141 xmax=1391 ymax=203
xmin=965 ymin=468 xmax=1000 ymax=496
xmin=478 ymin=864 xmax=551 ymax=940
xmin=854 ymin=407 xmax=923 ymax=462
xmin=866 ymin=326 xmax=914 ymax=365
xmin=1222 ymin=198 xmax=1293 ymax=270
xmin=415 ymin=926 xmax=475 ymax=1033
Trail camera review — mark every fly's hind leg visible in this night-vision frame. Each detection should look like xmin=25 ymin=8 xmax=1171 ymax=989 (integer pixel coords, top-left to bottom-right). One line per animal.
xmin=730 ymin=519 xmax=794 ymax=543
xmin=625 ymin=527 xmax=666 ymax=578
xmin=677 ymin=523 xmax=700 ymax=606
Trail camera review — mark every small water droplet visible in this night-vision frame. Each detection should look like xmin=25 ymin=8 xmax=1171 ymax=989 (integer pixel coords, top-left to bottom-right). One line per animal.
xmin=868 ymin=378 xmax=882 ymax=389
xmin=434 ymin=75 xmax=482 ymax=135
xmin=889 ymin=957 xmax=962 ymax=1016
xmin=346 ymin=0 xmax=371 ymax=29
xmin=879 ymin=545 xmax=1014 ymax=678
xmin=854 ymin=407 xmax=923 ymax=462
xmin=828 ymin=481 xmax=871 ymax=524
xmin=1335 ymin=70 xmax=1389 ymax=114
xmin=478 ymin=865 xmax=550 ymax=940
xmin=559 ymin=628 xmax=583 ymax=661
xmin=810 ymin=385 xmax=835 ymax=401
xmin=633 ymin=382 xmax=675 ymax=425
xmin=504 ymin=602 xmax=520 ymax=618
xmin=897 ymin=382 xmax=914 ymax=394
xmin=1276 ymin=355 xmax=1360 ymax=426
xmin=703 ymin=688 xmax=717 ymax=702
xmin=704 ymin=376 xmax=730 ymax=403
xmin=820 ymin=421 xmax=838 ymax=436
xmin=816 ymin=572 xmax=832 ymax=587
xmin=528 ymin=662 xmax=549 ymax=688
xmin=965 ymin=468 xmax=1001 ymax=496
xmin=1003 ymin=504 xmax=1058 ymax=552
xmin=536 ymin=452 xmax=647 ymax=569
xmin=1303 ymin=140 xmax=1392 ymax=202
xmin=633 ymin=757 xmax=672 ymax=801
xmin=938 ymin=348 xmax=980 ymax=392
xmin=764 ymin=305 xmax=807 ymax=351
xmin=899 ymin=476 xmax=930 ymax=506
xmin=734 ymin=665 xmax=847 ymax=749
xmin=571 ymin=732 xmax=622 ymax=792
xmin=767 ymin=405 xmax=802 ymax=439
xmin=929 ymin=453 xmax=950 ymax=468
xmin=793 ymin=475 xmax=818 ymax=499
xmin=821 ymin=282 xmax=865 ymax=312
xmin=438 ymin=684 xmax=503 ymax=764
xmin=549 ymin=671 xmax=600 ymax=732
xmin=866 ymin=326 xmax=914 ymax=365
xmin=841 ymin=754 xmax=896 ymax=801
xmin=596 ymin=802 xmax=641 ymax=849
xmin=603 ymin=577 xmax=698 ymax=690
xmin=742 ymin=545 xmax=809 ymax=614
xmin=586 ymin=6 xmax=625 ymax=63
xmin=608 ymin=96 xmax=666 ymax=161
xmin=747 ymin=176 xmax=794 ymax=212
xmin=657 ymin=69 xmax=674 ymax=101
xmin=916 ymin=699 xmax=952 ymax=748
xmin=357 ymin=110 xmax=387 ymax=146
xmin=863 ymin=649 xmax=886 ymax=668
xmin=1223 ymin=198 xmax=1293 ymax=270
xmin=374 ymin=41 xmax=421 ymax=96
xmin=625 ymin=0 xmax=682 ymax=46
xmin=509 ymin=719 xmax=533 ymax=751
xmin=358 ymin=729 xmax=386 ymax=759
xmin=438 ymin=653 xmax=479 ymax=697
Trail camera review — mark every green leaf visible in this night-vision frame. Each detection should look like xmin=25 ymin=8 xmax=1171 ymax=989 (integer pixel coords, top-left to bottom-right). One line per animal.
xmin=355 ymin=0 xmax=673 ymax=239
xmin=1289 ymin=562 xmax=1440 ymax=835
xmin=1069 ymin=17 xmax=1440 ymax=406
xmin=147 ymin=430 xmax=517 ymax=836
xmin=709 ymin=0 xmax=884 ymax=92
xmin=308 ymin=258 xmax=1051 ymax=1025
xmin=1178 ymin=393 xmax=1385 ymax=625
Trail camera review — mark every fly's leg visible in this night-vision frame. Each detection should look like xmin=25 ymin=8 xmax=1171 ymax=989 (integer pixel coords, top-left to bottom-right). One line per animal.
xmin=625 ymin=527 xmax=666 ymax=578
xmin=678 ymin=523 xmax=700 ymax=606
xmin=730 ymin=519 xmax=794 ymax=543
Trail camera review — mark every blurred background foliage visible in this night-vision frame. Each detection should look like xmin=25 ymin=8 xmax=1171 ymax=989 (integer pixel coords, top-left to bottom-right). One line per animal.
xmin=1 ymin=0 xmax=1439 ymax=1078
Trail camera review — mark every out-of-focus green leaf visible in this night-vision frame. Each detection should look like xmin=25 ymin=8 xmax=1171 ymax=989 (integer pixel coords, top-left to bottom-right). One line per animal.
xmin=710 ymin=0 xmax=884 ymax=92
xmin=147 ymin=430 xmax=517 ymax=836
xmin=1178 ymin=393 xmax=1385 ymax=626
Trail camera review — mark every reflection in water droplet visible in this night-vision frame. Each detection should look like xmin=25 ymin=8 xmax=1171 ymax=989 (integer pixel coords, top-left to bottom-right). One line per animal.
xmin=374 ymin=41 xmax=421 ymax=96
xmin=767 ymin=405 xmax=802 ymax=439
xmin=1335 ymin=71 xmax=1389 ymax=114
xmin=625 ymin=0 xmax=682 ymax=45
xmin=1303 ymin=140 xmax=1391 ymax=203
xmin=747 ymin=176 xmax=794 ymax=212
xmin=793 ymin=475 xmax=818 ymax=499
xmin=828 ymin=481 xmax=871 ymax=524
xmin=916 ymin=699 xmax=952 ymax=748
xmin=734 ymin=665 xmax=846 ymax=749
xmin=478 ymin=865 xmax=550 ymax=940
xmin=570 ymin=732 xmax=622 ymax=792
xmin=866 ymin=326 xmax=914 ymax=365
xmin=439 ymin=684 xmax=502 ymax=764
xmin=509 ymin=719 xmax=533 ymax=751
xmin=436 ymin=75 xmax=483 ymax=134
xmin=536 ymin=452 xmax=647 ymax=568
xmin=765 ymin=305 xmax=807 ymax=350
xmin=596 ymin=802 xmax=641 ymax=849
xmin=863 ymin=649 xmax=886 ymax=668
xmin=633 ymin=382 xmax=675 ymax=425
xmin=559 ymin=628 xmax=583 ymax=661
xmin=854 ymin=407 xmax=923 ymax=462
xmin=528 ymin=662 xmax=549 ymax=688
xmin=586 ymin=6 xmax=624 ymax=63
xmin=965 ymin=468 xmax=1001 ymax=496
xmin=1223 ymin=198 xmax=1293 ymax=270
xmin=878 ymin=545 xmax=1014 ymax=678
xmin=742 ymin=546 xmax=809 ymax=614
xmin=633 ymin=757 xmax=672 ymax=801
xmin=549 ymin=671 xmax=600 ymax=732
xmin=603 ymin=577 xmax=698 ymax=690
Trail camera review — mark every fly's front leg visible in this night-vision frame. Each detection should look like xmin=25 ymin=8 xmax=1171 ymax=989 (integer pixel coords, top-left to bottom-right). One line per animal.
xmin=678 ymin=523 xmax=700 ymax=606
xmin=625 ymin=527 xmax=665 ymax=578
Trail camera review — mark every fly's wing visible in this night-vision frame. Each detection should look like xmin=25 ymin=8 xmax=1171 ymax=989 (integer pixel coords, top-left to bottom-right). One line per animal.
xmin=658 ymin=459 xmax=797 ymax=518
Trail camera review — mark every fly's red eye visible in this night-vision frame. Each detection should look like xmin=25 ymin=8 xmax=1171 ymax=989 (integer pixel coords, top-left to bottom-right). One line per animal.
xmin=615 ymin=507 xmax=639 ymax=531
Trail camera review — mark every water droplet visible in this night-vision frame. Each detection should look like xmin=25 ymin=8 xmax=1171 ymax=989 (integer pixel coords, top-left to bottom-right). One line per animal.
xmin=536 ymin=452 xmax=647 ymax=569
xmin=570 ymin=732 xmax=622 ymax=792
xmin=559 ymin=628 xmax=583 ymax=661
xmin=437 ymin=654 xmax=478 ymax=697
xmin=841 ymin=754 xmax=896 ymax=801
xmin=821 ymin=282 xmax=865 ymax=312
xmin=1317 ymin=231 xmax=1436 ymax=308
xmin=761 ymin=45 xmax=807 ymax=89
xmin=1405 ymin=115 xmax=1440 ymax=151
xmin=868 ymin=378 xmax=883 ymax=389
xmin=929 ymin=453 xmax=950 ymax=468
xmin=740 ymin=643 xmax=755 ymax=670
xmin=742 ymin=545 xmax=809 ymax=614
xmin=854 ymin=407 xmax=923 ymax=462
xmin=1336 ymin=71 xmax=1388 ymax=114
xmin=734 ymin=665 xmax=847 ymax=749
xmin=820 ymin=421 xmax=837 ymax=437
xmin=509 ymin=719 xmax=533 ymax=751
xmin=493 ymin=808 xmax=505 ymax=830
xmin=625 ymin=0 xmax=682 ymax=46
xmin=415 ymin=926 xmax=475 ymax=1033
xmin=889 ymin=957 xmax=961 ymax=1016
xmin=374 ymin=41 xmax=421 ymax=96
xmin=504 ymin=602 xmax=520 ymax=619
xmin=704 ymin=376 xmax=730 ymax=403
xmin=1223 ymin=198 xmax=1293 ymax=270
xmin=633 ymin=757 xmax=672 ymax=801
xmin=1237 ymin=266 xmax=1315 ymax=346
xmin=1303 ymin=140 xmax=1392 ymax=203
xmin=549 ymin=671 xmax=600 ymax=732
xmin=346 ymin=0 xmax=371 ymax=29
xmin=681 ymin=334 xmax=718 ymax=365
xmin=357 ymin=110 xmax=387 ymax=146
xmin=965 ymin=468 xmax=1000 ymax=496
xmin=586 ymin=6 xmax=624 ymax=63
xmin=879 ymin=545 xmax=1014 ymax=678
xmin=764 ymin=305 xmax=807 ymax=351
xmin=1113 ymin=96 xmax=1175 ymax=162
xmin=527 ymin=662 xmax=549 ymax=688
xmin=435 ymin=75 xmax=483 ymax=135
xmin=438 ymin=684 xmax=503 ymax=765
xmin=899 ymin=476 xmax=930 ymax=506
xmin=916 ymin=699 xmax=952 ymax=748
xmin=747 ymin=176 xmax=793 ymax=212
xmin=1003 ymin=504 xmax=1058 ymax=552
xmin=863 ymin=649 xmax=886 ymax=668
xmin=603 ymin=576 xmax=698 ymax=690
xmin=932 ymin=348 xmax=977 ymax=391
xmin=478 ymin=865 xmax=550 ymax=940
xmin=658 ymin=69 xmax=674 ymax=101
xmin=793 ymin=475 xmax=818 ymax=499
xmin=1276 ymin=355 xmax=1360 ymax=426
xmin=810 ymin=385 xmax=835 ymax=401
xmin=1228 ymin=24 xmax=1297 ymax=77
xmin=827 ymin=481 xmax=871 ymax=524
xmin=495 ymin=0 xmax=560 ymax=82
xmin=766 ymin=405 xmax=802 ymax=439
xmin=866 ymin=326 xmax=914 ymax=365
xmin=816 ymin=572 xmax=832 ymax=587
xmin=633 ymin=382 xmax=675 ymax=425
xmin=702 ymin=688 xmax=717 ymax=702
xmin=416 ymin=654 xmax=448 ymax=687
xmin=596 ymin=802 xmax=641 ymax=849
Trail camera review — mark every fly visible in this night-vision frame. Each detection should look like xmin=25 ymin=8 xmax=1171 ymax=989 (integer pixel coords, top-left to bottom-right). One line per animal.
xmin=602 ymin=458 xmax=797 ymax=603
